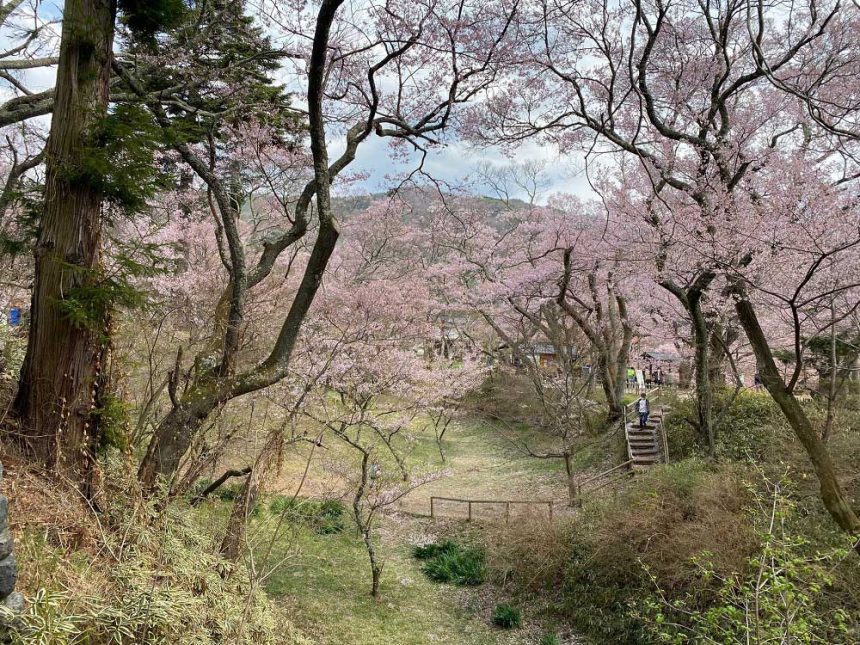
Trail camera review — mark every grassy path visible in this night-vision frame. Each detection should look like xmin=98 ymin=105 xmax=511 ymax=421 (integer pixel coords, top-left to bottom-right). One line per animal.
xmin=261 ymin=519 xmax=543 ymax=645
xmin=246 ymin=416 xmax=591 ymax=644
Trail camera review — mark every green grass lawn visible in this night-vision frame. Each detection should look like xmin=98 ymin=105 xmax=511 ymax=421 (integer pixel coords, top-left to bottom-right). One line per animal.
xmin=258 ymin=518 xmax=539 ymax=645
xmin=188 ymin=399 xmax=615 ymax=644
xmin=226 ymin=414 xmax=584 ymax=644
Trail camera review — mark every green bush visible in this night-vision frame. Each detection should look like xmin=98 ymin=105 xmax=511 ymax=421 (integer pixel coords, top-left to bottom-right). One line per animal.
xmin=315 ymin=499 xmax=346 ymax=534
xmin=539 ymin=632 xmax=560 ymax=645
xmin=412 ymin=540 xmax=458 ymax=560
xmin=491 ymin=604 xmax=521 ymax=629
xmin=664 ymin=389 xmax=785 ymax=461
xmin=416 ymin=541 xmax=486 ymax=585
xmin=268 ymin=494 xmax=305 ymax=517
xmin=268 ymin=496 xmax=346 ymax=535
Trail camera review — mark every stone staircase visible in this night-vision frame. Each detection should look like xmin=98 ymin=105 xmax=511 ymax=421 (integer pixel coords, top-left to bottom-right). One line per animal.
xmin=624 ymin=404 xmax=668 ymax=470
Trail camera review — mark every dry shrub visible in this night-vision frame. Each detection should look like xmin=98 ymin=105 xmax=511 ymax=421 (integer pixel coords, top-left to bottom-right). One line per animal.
xmin=484 ymin=460 xmax=758 ymax=643
xmin=0 ymin=447 xmax=312 ymax=644
xmin=484 ymin=517 xmax=571 ymax=592
xmin=587 ymin=460 xmax=757 ymax=590
xmin=0 ymin=448 xmax=96 ymax=552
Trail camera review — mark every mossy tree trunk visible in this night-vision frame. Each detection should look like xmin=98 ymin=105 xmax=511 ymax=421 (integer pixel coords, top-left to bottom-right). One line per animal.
xmin=732 ymin=285 xmax=860 ymax=537
xmin=13 ymin=0 xmax=116 ymax=494
xmin=660 ymin=273 xmax=716 ymax=456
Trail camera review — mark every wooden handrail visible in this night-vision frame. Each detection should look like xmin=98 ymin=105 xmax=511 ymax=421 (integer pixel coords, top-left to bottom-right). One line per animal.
xmin=659 ymin=405 xmax=670 ymax=464
xmin=430 ymin=496 xmax=554 ymax=523
xmin=586 ymin=471 xmax=630 ymax=494
xmin=579 ymin=459 xmax=634 ymax=489
xmin=430 ymin=496 xmax=554 ymax=506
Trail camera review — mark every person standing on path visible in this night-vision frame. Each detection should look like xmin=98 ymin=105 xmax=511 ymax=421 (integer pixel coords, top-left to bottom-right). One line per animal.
xmin=637 ymin=393 xmax=650 ymax=429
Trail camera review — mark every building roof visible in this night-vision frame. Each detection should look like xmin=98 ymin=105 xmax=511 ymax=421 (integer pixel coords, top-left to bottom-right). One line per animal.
xmin=642 ymin=351 xmax=680 ymax=363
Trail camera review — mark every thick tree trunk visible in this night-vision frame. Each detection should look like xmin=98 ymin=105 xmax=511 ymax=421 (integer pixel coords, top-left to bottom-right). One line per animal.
xmin=599 ymin=358 xmax=623 ymax=422
xmin=137 ymin=384 xmax=224 ymax=490
xmin=661 ymin=277 xmax=715 ymax=455
xmin=689 ymin=294 xmax=715 ymax=455
xmin=734 ymin=293 xmax=860 ymax=536
xmin=708 ymin=330 xmax=726 ymax=388
xmin=13 ymin=0 xmax=116 ymax=493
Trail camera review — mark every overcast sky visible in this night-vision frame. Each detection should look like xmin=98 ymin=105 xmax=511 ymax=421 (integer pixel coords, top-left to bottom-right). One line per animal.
xmin=0 ymin=1 xmax=593 ymax=205
xmin=335 ymin=132 xmax=592 ymax=203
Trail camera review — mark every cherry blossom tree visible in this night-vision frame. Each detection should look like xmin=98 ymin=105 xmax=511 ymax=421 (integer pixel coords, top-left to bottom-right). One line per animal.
xmin=461 ymin=0 xmax=860 ymax=535
xmin=293 ymin=212 xmax=451 ymax=595
xmin=428 ymin=192 xmax=637 ymax=422
xmin=122 ymin=0 xmax=519 ymax=493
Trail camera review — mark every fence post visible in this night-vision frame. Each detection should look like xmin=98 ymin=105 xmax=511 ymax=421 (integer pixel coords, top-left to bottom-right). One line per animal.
xmin=548 ymin=502 xmax=553 ymax=521
xmin=660 ymin=414 xmax=670 ymax=464
xmin=467 ymin=501 xmax=472 ymax=522
xmin=430 ymin=497 xmax=435 ymax=519
xmin=505 ymin=502 xmax=510 ymax=524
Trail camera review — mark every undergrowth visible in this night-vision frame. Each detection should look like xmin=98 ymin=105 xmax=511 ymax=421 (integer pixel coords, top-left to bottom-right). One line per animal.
xmin=268 ymin=496 xmax=345 ymax=535
xmin=483 ymin=458 xmax=860 ymax=643
xmin=1 ymin=455 xmax=311 ymax=645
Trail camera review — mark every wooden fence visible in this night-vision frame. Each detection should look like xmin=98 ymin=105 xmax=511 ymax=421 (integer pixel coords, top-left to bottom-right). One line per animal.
xmin=429 ymin=496 xmax=554 ymax=523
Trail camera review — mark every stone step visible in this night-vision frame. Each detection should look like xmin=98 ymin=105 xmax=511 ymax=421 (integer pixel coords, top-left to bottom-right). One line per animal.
xmin=631 ymin=449 xmax=659 ymax=457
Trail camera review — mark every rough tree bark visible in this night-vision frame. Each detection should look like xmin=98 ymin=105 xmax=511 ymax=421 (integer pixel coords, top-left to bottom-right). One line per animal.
xmin=13 ymin=0 xmax=116 ymax=494
xmin=660 ymin=273 xmax=717 ymax=456
xmin=136 ymin=0 xmax=345 ymax=491
xmin=733 ymin=286 xmax=860 ymax=537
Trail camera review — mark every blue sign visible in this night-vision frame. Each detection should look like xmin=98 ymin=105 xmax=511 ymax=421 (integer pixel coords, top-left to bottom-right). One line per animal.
xmin=8 ymin=307 xmax=20 ymax=326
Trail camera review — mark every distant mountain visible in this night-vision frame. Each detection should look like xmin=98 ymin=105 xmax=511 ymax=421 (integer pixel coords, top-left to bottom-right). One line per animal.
xmin=332 ymin=187 xmax=534 ymax=227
